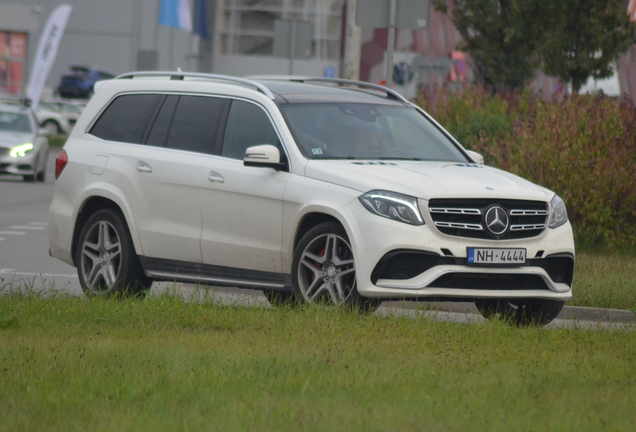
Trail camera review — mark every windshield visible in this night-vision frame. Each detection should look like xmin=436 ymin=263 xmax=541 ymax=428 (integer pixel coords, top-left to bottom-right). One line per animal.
xmin=0 ymin=112 xmax=32 ymax=133
xmin=280 ymin=103 xmax=468 ymax=162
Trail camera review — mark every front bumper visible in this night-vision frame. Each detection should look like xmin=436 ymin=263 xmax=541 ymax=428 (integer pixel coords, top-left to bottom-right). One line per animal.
xmin=0 ymin=154 xmax=37 ymax=176
xmin=344 ymin=199 xmax=575 ymax=301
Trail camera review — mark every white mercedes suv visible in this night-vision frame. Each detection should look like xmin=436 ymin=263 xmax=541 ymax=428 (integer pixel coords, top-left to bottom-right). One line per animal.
xmin=49 ymin=72 xmax=575 ymax=325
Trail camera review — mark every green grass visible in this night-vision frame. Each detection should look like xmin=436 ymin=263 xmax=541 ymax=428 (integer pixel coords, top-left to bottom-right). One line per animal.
xmin=47 ymin=135 xmax=68 ymax=147
xmin=571 ymin=252 xmax=636 ymax=310
xmin=1 ymin=290 xmax=635 ymax=432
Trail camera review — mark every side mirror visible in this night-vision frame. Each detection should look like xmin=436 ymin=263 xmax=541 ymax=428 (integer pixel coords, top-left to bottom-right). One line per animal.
xmin=244 ymin=144 xmax=287 ymax=170
xmin=465 ymin=150 xmax=484 ymax=165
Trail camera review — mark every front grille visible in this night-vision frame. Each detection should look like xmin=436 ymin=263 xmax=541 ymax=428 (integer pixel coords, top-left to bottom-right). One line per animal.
xmin=0 ymin=147 xmax=9 ymax=156
xmin=428 ymin=199 xmax=548 ymax=240
xmin=428 ymin=273 xmax=550 ymax=291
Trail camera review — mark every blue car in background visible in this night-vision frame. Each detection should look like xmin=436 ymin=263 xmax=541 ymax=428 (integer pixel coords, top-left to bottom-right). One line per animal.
xmin=56 ymin=66 xmax=115 ymax=99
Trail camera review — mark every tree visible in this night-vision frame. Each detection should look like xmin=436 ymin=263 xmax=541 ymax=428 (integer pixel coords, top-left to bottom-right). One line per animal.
xmin=541 ymin=0 xmax=634 ymax=92
xmin=433 ymin=0 xmax=546 ymax=91
xmin=434 ymin=0 xmax=635 ymax=93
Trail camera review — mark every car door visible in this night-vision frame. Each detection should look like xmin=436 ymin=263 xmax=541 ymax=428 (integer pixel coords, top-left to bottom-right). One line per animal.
xmin=127 ymin=94 xmax=226 ymax=263
xmin=200 ymin=99 xmax=289 ymax=273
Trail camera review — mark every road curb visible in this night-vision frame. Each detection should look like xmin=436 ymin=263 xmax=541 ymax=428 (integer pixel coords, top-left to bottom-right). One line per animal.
xmin=384 ymin=300 xmax=636 ymax=323
xmin=167 ymin=286 xmax=636 ymax=325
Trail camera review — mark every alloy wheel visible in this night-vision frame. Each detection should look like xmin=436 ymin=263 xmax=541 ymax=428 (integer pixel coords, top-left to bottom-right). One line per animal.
xmin=79 ymin=220 xmax=122 ymax=292
xmin=297 ymin=233 xmax=356 ymax=305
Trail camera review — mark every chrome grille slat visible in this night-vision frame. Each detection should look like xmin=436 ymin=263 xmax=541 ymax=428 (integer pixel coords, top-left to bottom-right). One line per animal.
xmin=510 ymin=210 xmax=548 ymax=216
xmin=434 ymin=222 xmax=483 ymax=230
xmin=429 ymin=208 xmax=481 ymax=215
xmin=511 ymin=224 xmax=547 ymax=231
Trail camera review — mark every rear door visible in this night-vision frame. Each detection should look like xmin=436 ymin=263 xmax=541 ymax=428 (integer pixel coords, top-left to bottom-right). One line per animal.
xmin=126 ymin=94 xmax=226 ymax=263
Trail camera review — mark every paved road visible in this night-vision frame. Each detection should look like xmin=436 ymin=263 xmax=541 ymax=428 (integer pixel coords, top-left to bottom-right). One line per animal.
xmin=0 ymin=149 xmax=81 ymax=294
xmin=1 ymin=149 xmax=633 ymax=330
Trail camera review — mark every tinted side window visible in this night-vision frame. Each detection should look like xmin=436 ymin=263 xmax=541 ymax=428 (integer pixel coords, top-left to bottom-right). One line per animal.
xmin=165 ymin=96 xmax=225 ymax=153
xmin=90 ymin=94 xmax=160 ymax=143
xmin=146 ymin=95 xmax=179 ymax=147
xmin=222 ymin=100 xmax=281 ymax=160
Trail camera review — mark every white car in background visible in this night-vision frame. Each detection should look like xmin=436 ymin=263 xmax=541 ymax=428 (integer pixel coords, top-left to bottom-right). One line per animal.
xmin=48 ymin=72 xmax=575 ymax=326
xmin=47 ymin=100 xmax=83 ymax=125
xmin=0 ymin=102 xmax=49 ymax=181
xmin=35 ymin=101 xmax=73 ymax=135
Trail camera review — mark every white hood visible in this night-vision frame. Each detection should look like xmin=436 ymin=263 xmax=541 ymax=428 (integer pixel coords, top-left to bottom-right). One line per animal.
xmin=0 ymin=131 xmax=33 ymax=147
xmin=304 ymin=160 xmax=553 ymax=202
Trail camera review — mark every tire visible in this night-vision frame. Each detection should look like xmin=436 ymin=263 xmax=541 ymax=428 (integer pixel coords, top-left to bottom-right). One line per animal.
xmin=42 ymin=120 xmax=61 ymax=136
xmin=74 ymin=209 xmax=152 ymax=298
xmin=36 ymin=152 xmax=46 ymax=182
xmin=475 ymin=299 xmax=564 ymax=327
xmin=263 ymin=289 xmax=295 ymax=307
xmin=292 ymin=222 xmax=379 ymax=312
xmin=24 ymin=162 xmax=38 ymax=182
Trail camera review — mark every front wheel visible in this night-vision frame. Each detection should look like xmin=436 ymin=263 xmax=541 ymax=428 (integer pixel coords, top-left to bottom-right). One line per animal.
xmin=475 ymin=299 xmax=564 ymax=327
xmin=292 ymin=222 xmax=379 ymax=312
xmin=74 ymin=209 xmax=152 ymax=298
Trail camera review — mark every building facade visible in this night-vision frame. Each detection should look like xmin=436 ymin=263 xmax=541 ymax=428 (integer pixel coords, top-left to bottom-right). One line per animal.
xmin=1 ymin=0 xmax=635 ymax=101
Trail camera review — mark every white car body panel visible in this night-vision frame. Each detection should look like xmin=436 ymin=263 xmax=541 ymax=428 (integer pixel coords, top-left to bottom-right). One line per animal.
xmin=201 ymin=157 xmax=288 ymax=272
xmin=126 ymin=145 xmax=208 ymax=264
xmin=304 ymin=160 xmax=551 ymax=201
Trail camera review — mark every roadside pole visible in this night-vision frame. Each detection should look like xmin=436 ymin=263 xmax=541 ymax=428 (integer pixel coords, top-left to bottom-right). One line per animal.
xmin=385 ymin=0 xmax=397 ymax=88
xmin=343 ymin=0 xmax=361 ymax=81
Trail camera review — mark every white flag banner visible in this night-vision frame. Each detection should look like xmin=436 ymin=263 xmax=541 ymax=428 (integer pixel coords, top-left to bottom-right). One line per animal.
xmin=26 ymin=4 xmax=72 ymax=109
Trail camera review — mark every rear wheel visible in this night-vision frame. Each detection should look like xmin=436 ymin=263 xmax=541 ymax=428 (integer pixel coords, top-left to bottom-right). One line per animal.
xmin=42 ymin=120 xmax=61 ymax=135
xmin=475 ymin=299 xmax=564 ymax=327
xmin=292 ymin=222 xmax=379 ymax=312
xmin=74 ymin=209 xmax=152 ymax=298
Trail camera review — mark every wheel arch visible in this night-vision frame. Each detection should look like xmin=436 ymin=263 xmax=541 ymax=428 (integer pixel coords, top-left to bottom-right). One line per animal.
xmin=41 ymin=118 xmax=61 ymax=132
xmin=72 ymin=195 xmax=142 ymax=266
xmin=293 ymin=212 xmax=344 ymax=251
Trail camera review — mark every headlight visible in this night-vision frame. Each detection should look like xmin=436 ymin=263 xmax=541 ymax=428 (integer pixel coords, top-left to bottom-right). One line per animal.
xmin=9 ymin=143 xmax=34 ymax=158
xmin=548 ymin=194 xmax=568 ymax=229
xmin=359 ymin=190 xmax=424 ymax=225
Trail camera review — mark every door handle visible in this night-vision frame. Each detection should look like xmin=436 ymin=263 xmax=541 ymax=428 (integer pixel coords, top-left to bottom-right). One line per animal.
xmin=137 ymin=162 xmax=152 ymax=173
xmin=208 ymin=171 xmax=225 ymax=183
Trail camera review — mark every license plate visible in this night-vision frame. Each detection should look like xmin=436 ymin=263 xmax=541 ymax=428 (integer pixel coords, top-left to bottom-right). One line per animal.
xmin=467 ymin=248 xmax=526 ymax=265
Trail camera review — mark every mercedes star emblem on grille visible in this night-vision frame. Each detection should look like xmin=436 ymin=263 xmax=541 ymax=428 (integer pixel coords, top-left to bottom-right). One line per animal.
xmin=484 ymin=206 xmax=509 ymax=235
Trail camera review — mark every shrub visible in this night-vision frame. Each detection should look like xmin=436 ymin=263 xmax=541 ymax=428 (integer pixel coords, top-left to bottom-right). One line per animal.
xmin=416 ymin=86 xmax=636 ymax=249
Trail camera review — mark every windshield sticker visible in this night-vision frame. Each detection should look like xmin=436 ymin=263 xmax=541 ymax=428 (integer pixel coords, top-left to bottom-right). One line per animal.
xmin=311 ymin=148 xmax=323 ymax=155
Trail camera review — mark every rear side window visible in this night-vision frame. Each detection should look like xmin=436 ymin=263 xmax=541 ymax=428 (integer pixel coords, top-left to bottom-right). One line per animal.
xmin=146 ymin=96 xmax=179 ymax=147
xmin=222 ymin=100 xmax=281 ymax=160
xmin=164 ymin=96 xmax=225 ymax=153
xmin=90 ymin=94 xmax=160 ymax=143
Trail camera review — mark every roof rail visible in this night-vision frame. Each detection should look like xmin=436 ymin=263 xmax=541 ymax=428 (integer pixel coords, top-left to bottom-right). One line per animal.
xmin=115 ymin=71 xmax=276 ymax=100
xmin=290 ymin=77 xmax=410 ymax=104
